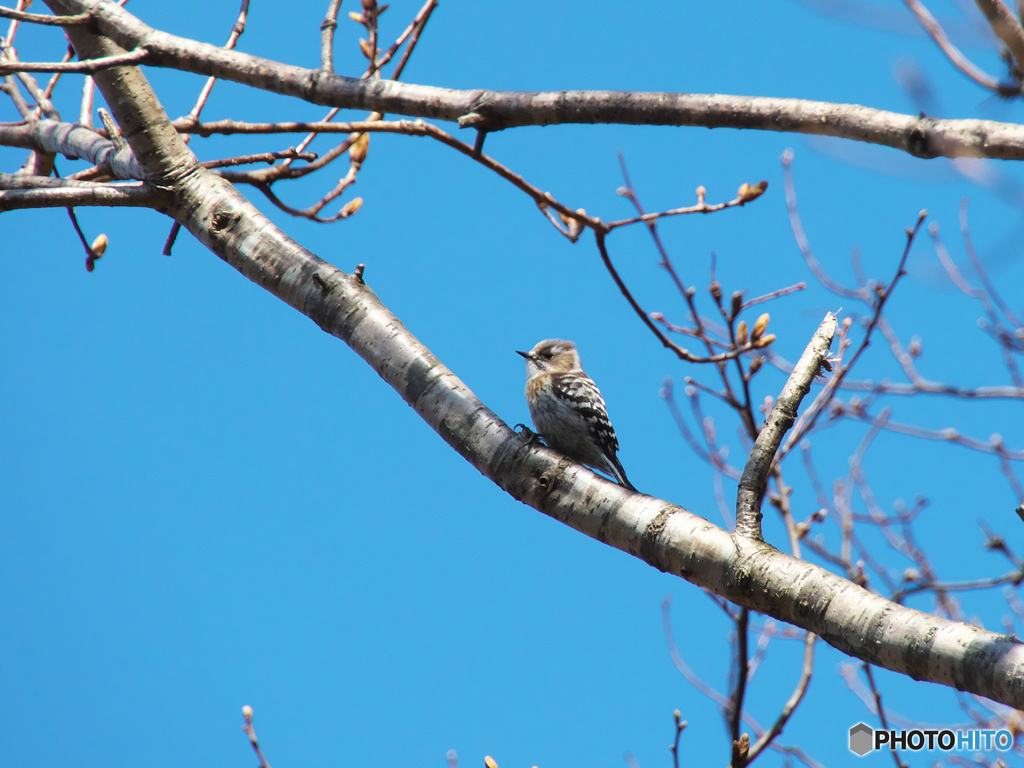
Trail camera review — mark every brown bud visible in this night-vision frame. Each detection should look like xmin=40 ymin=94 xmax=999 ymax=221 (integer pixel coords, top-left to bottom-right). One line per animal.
xmin=696 ymin=185 xmax=706 ymax=205
xmin=748 ymin=355 xmax=764 ymax=375
xmin=349 ymin=132 xmax=370 ymax=164
xmin=242 ymin=705 xmax=253 ymax=721
xmin=349 ymin=11 xmax=366 ymax=22
xmin=753 ymin=333 xmax=776 ymax=348
xmin=650 ymin=311 xmax=664 ymax=321
xmin=730 ymin=291 xmax=743 ymax=317
xmin=736 ymin=320 xmax=749 ymax=346
xmin=358 ymin=38 xmax=374 ymax=59
xmin=709 ymin=280 xmax=722 ymax=301
xmin=737 ymin=180 xmax=768 ymax=203
xmin=751 ymin=312 xmax=769 ymax=341
xmin=484 ymin=757 xmax=499 ymax=768
xmin=90 ymin=233 xmax=108 ymax=259
xmin=339 ymin=197 xmax=364 ymax=218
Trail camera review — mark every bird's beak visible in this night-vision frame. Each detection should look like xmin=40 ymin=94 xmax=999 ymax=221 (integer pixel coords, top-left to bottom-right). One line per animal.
xmin=516 ymin=350 xmax=531 ymax=360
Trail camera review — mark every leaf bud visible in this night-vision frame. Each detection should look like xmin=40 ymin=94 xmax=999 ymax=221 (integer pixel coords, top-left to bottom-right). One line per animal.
xmin=751 ymin=312 xmax=769 ymax=341
xmin=736 ymin=320 xmax=749 ymax=345
xmin=339 ymin=197 xmax=364 ymax=218
xmin=737 ymin=180 xmax=768 ymax=203
xmin=349 ymin=132 xmax=370 ymax=164
xmin=90 ymin=233 xmax=108 ymax=258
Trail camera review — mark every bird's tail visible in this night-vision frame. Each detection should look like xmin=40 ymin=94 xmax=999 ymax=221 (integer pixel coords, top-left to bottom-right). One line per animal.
xmin=606 ymin=454 xmax=637 ymax=492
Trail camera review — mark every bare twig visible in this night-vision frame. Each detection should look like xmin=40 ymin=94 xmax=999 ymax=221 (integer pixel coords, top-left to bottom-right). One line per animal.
xmin=184 ymin=0 xmax=249 ymax=123
xmin=960 ymin=199 xmax=1022 ymax=328
xmin=973 ymin=0 xmax=1024 ymax=74
xmin=747 ymin=633 xmax=817 ymax=764
xmin=0 ymin=47 xmax=148 ymax=74
xmin=0 ymin=7 xmax=90 ymax=25
xmin=904 ymin=0 xmax=1005 ymax=91
xmin=863 ymin=664 xmax=908 ymax=768
xmin=241 ymin=705 xmax=273 ymax=768
xmin=781 ymin=211 xmax=927 ymax=458
xmin=729 ymin=608 xmax=751 ymax=747
xmin=595 ymin=232 xmax=767 ymax=364
xmin=742 ymin=283 xmax=806 ymax=310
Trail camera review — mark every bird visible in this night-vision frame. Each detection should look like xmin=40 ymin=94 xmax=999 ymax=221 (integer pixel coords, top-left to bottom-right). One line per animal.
xmin=517 ymin=339 xmax=636 ymax=491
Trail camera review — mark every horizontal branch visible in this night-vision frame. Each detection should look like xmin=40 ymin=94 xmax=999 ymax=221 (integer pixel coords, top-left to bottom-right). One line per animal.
xmin=54 ymin=0 xmax=1024 ymax=161
xmin=0 ymin=173 xmax=155 ymax=210
xmin=0 ymin=120 xmax=143 ymax=179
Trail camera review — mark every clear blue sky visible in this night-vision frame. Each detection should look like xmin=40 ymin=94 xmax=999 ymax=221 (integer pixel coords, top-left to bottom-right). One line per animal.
xmin=3 ymin=1 xmax=1023 ymax=766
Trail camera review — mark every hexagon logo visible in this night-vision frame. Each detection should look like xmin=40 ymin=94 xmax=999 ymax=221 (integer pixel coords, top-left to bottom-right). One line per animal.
xmin=849 ymin=723 xmax=874 ymax=756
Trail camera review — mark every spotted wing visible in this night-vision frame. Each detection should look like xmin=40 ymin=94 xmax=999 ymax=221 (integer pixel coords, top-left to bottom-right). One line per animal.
xmin=550 ymin=373 xmax=620 ymax=454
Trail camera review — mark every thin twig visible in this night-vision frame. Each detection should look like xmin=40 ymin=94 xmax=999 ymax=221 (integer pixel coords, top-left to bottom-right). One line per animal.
xmin=863 ymin=664 xmax=908 ymax=768
xmin=729 ymin=608 xmax=751 ymax=747
xmin=241 ymin=706 xmax=273 ymax=768
xmin=973 ymin=0 xmax=1024 ymax=74
xmin=0 ymin=7 xmax=90 ymax=25
xmin=0 ymin=48 xmax=148 ymax=74
xmin=781 ymin=150 xmax=863 ymax=300
xmin=903 ymin=0 xmax=1004 ymax=91
xmin=184 ymin=0 xmax=249 ymax=123
xmin=742 ymin=283 xmax=806 ymax=310
xmin=747 ymin=632 xmax=817 ymax=763
xmin=781 ymin=211 xmax=927 ymax=459
xmin=960 ymin=198 xmax=1022 ymax=328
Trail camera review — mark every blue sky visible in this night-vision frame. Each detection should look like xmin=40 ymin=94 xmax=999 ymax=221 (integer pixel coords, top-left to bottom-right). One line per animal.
xmin=3 ymin=1 xmax=1024 ymax=766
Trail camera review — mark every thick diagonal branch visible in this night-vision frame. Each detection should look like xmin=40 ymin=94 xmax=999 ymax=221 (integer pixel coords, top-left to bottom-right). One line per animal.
xmin=735 ymin=314 xmax=837 ymax=540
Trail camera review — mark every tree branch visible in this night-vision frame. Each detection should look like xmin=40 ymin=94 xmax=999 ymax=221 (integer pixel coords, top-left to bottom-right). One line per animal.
xmin=46 ymin=0 xmax=1024 ymax=162
xmin=0 ymin=174 xmax=155 ymax=210
xmin=735 ymin=313 xmax=838 ymax=540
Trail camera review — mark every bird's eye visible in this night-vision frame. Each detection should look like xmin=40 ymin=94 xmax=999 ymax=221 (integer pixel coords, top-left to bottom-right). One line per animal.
xmin=540 ymin=350 xmax=553 ymax=359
